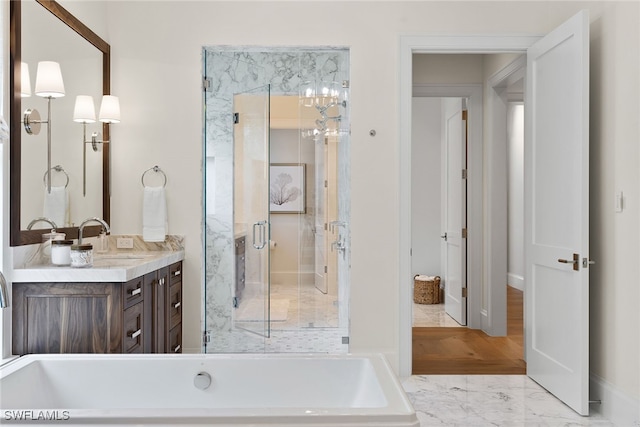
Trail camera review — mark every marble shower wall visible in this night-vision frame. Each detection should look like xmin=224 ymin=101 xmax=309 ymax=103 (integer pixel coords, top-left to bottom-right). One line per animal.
xmin=203 ymin=47 xmax=350 ymax=351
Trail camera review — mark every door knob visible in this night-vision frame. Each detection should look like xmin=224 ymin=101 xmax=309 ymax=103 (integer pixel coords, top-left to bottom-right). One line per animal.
xmin=558 ymin=253 xmax=580 ymax=271
xmin=440 ymin=233 xmax=447 ymax=241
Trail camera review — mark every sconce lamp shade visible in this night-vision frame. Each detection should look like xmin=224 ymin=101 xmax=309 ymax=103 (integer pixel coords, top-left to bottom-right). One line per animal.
xmin=34 ymin=61 xmax=65 ymax=98
xmin=73 ymin=95 xmax=97 ymax=123
xmin=99 ymin=95 xmax=120 ymax=123
xmin=21 ymin=62 xmax=32 ymax=97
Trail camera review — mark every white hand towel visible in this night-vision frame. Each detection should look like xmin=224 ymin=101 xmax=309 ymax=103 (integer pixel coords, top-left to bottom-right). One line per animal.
xmin=143 ymin=186 xmax=167 ymax=242
xmin=43 ymin=186 xmax=69 ymax=228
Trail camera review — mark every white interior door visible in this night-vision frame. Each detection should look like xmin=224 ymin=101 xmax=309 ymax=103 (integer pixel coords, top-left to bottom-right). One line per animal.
xmin=442 ymin=98 xmax=467 ymax=326
xmin=525 ymin=10 xmax=590 ymax=415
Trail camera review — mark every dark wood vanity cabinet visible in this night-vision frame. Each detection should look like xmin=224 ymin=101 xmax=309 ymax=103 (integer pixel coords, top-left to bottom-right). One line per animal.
xmin=12 ymin=261 xmax=183 ymax=355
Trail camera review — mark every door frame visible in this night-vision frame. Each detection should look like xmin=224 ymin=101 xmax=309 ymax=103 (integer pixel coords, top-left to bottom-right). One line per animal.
xmin=399 ymin=34 xmax=541 ymax=377
xmin=484 ymin=55 xmax=526 ymax=336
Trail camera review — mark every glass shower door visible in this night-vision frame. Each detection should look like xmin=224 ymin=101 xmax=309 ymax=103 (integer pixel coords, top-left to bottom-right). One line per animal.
xmin=232 ymin=85 xmax=271 ymax=338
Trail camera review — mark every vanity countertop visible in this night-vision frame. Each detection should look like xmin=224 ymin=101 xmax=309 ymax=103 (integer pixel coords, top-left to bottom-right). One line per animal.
xmin=12 ymin=250 xmax=185 ymax=283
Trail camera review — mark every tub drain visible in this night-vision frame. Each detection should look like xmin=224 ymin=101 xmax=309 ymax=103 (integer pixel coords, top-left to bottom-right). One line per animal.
xmin=194 ymin=371 xmax=212 ymax=390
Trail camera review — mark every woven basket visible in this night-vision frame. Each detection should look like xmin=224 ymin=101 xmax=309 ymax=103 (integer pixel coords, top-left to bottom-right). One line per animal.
xmin=413 ymin=275 xmax=441 ymax=304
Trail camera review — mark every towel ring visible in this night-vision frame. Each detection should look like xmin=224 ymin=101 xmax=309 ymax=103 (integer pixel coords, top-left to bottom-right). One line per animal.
xmin=141 ymin=165 xmax=167 ymax=188
xmin=42 ymin=165 xmax=69 ymax=188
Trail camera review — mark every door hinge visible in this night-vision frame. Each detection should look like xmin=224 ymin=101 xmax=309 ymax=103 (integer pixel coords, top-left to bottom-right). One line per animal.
xmin=462 ymin=109 xmax=468 ymax=121
xmin=203 ymin=330 xmax=211 ymax=344
xmin=232 ymin=297 xmax=239 ymax=308
xmin=462 ymin=288 xmax=468 ymax=298
xmin=203 ymin=77 xmax=212 ymax=92
xmin=324 ymin=180 xmax=328 ymax=188
xmin=462 ymin=228 xmax=468 ymax=238
xmin=233 ymin=112 xmax=239 ymax=124
xmin=324 ymin=265 xmax=328 ymax=274
xmin=462 ymin=169 xmax=468 ymax=179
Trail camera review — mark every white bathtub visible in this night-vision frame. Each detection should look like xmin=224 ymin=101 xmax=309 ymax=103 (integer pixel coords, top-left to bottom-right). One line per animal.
xmin=0 ymin=353 xmax=419 ymax=426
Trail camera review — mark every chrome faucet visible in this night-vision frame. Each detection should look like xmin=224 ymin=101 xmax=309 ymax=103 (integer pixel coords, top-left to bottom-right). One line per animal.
xmin=0 ymin=271 xmax=9 ymax=308
xmin=26 ymin=217 xmax=58 ymax=230
xmin=78 ymin=217 xmax=110 ymax=244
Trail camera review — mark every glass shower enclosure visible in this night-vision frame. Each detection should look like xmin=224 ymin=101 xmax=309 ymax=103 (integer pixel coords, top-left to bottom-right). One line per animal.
xmin=203 ymin=47 xmax=350 ymax=354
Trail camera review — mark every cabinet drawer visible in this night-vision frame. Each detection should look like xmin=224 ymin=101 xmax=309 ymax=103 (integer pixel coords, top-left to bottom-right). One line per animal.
xmin=123 ymin=277 xmax=144 ymax=309
xmin=168 ymin=325 xmax=182 ymax=354
xmin=169 ymin=262 xmax=182 ymax=286
xmin=123 ymin=302 xmax=144 ymax=353
xmin=168 ymin=283 xmax=182 ymax=330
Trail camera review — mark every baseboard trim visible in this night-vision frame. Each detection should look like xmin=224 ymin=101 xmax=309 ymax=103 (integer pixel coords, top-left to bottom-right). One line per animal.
xmin=590 ymin=373 xmax=640 ymax=425
xmin=507 ymin=273 xmax=524 ymax=291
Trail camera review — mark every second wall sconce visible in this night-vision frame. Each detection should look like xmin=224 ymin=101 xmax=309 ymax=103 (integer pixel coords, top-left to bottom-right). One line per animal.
xmin=22 ymin=61 xmax=66 ymax=193
xmin=73 ymin=94 xmax=121 ymax=196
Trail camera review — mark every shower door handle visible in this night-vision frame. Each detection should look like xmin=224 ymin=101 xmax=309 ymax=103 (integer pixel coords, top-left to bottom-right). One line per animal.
xmin=252 ymin=220 xmax=267 ymax=249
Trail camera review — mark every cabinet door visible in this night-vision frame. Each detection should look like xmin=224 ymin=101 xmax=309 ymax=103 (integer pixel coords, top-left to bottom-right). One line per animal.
xmin=155 ymin=267 xmax=169 ymax=352
xmin=143 ymin=267 xmax=170 ymax=353
xmin=12 ymin=283 xmax=122 ymax=355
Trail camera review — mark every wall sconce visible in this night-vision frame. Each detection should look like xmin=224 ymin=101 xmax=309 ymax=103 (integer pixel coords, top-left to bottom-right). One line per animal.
xmin=73 ymin=94 xmax=120 ymax=196
xmin=22 ymin=61 xmax=65 ymax=193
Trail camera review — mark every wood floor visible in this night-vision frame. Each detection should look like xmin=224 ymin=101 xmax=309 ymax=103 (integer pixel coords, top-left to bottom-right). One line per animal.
xmin=412 ymin=285 xmax=525 ymax=375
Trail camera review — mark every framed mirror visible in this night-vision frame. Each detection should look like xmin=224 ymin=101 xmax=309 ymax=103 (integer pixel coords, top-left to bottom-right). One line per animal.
xmin=10 ymin=0 xmax=111 ymax=246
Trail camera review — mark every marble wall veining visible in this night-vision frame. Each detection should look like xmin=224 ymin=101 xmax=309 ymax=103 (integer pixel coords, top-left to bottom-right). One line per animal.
xmin=203 ymin=47 xmax=350 ymax=352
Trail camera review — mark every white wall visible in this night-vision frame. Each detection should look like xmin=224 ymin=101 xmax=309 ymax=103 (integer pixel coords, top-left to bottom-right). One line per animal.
xmin=4 ymin=0 xmax=636 ymax=411
xmin=269 ymin=129 xmax=315 ymax=285
xmin=411 ymin=98 xmax=441 ymax=278
xmin=507 ymin=102 xmax=524 ymax=291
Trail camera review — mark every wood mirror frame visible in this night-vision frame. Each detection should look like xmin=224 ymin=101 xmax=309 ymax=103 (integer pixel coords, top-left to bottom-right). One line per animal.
xmin=10 ymin=0 xmax=111 ymax=246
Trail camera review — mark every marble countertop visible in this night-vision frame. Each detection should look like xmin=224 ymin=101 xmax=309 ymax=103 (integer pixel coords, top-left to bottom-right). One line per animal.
xmin=12 ymin=250 xmax=185 ymax=283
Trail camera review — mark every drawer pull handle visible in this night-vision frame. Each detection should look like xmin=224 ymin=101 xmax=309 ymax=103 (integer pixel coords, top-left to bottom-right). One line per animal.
xmin=129 ymin=288 xmax=141 ymax=296
xmin=173 ymin=270 xmax=181 ymax=277
xmin=173 ymin=344 xmax=181 ymax=353
xmin=173 ymin=302 xmax=181 ymax=309
xmin=129 ymin=329 xmax=141 ymax=339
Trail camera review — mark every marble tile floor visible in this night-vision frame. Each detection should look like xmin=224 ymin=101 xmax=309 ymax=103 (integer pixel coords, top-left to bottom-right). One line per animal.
xmin=242 ymin=280 xmax=341 ymax=330
xmin=208 ymin=280 xmax=348 ymax=354
xmin=206 ymin=326 xmax=349 ymax=354
xmin=402 ymin=375 xmax=614 ymax=426
xmin=414 ymin=301 xmax=464 ymax=328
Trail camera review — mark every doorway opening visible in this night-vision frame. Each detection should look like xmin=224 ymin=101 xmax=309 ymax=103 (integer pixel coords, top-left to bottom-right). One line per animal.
xmin=409 ymin=53 xmax=526 ymax=374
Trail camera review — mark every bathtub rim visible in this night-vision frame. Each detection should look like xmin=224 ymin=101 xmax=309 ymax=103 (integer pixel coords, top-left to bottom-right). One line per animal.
xmin=0 ymin=352 xmax=419 ymax=426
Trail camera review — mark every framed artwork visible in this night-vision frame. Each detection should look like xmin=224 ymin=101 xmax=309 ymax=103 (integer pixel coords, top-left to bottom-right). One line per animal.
xmin=270 ymin=164 xmax=306 ymax=213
